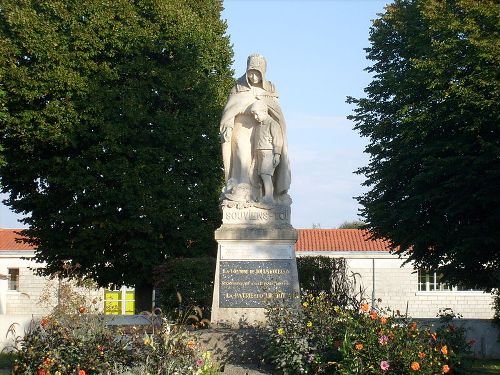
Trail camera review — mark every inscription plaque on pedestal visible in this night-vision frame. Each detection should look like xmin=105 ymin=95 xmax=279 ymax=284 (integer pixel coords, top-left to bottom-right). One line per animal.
xmin=219 ymin=260 xmax=295 ymax=308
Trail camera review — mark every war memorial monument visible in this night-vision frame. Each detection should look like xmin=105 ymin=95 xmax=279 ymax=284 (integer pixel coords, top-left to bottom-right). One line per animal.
xmin=211 ymin=54 xmax=299 ymax=325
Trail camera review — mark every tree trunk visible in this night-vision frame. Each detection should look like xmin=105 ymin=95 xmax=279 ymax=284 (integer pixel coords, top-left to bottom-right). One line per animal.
xmin=134 ymin=281 xmax=153 ymax=314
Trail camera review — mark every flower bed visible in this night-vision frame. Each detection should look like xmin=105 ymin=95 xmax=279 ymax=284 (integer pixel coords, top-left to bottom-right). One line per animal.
xmin=265 ymin=294 xmax=474 ymax=374
xmin=10 ymin=309 xmax=220 ymax=375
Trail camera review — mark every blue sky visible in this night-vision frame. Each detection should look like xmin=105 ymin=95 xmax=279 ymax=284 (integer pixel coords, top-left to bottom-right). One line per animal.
xmin=221 ymin=0 xmax=389 ymax=228
xmin=0 ymin=0 xmax=390 ymax=229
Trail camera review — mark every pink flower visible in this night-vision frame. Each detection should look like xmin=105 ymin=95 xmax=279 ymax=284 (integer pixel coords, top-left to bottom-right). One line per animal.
xmin=380 ymin=360 xmax=390 ymax=371
xmin=196 ymin=359 xmax=204 ymax=367
xmin=378 ymin=335 xmax=389 ymax=345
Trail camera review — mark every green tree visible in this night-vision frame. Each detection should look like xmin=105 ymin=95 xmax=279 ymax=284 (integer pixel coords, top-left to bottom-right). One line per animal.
xmin=0 ymin=0 xmax=233 ymax=311
xmin=337 ymin=220 xmax=365 ymax=229
xmin=348 ymin=0 xmax=499 ymax=290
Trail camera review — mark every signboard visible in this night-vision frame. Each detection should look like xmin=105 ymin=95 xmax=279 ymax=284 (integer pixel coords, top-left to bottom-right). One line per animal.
xmin=219 ymin=260 xmax=296 ymax=308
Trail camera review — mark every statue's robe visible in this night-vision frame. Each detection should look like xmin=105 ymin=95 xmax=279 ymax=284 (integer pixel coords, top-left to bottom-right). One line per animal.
xmin=220 ymin=74 xmax=291 ymax=199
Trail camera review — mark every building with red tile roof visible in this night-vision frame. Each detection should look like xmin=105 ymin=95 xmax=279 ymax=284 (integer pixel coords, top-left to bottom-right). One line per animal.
xmin=0 ymin=229 xmax=34 ymax=251
xmin=1 ymin=228 xmax=393 ymax=252
xmin=296 ymin=229 xmax=391 ymax=252
xmin=0 ymin=227 xmax=495 ymax=357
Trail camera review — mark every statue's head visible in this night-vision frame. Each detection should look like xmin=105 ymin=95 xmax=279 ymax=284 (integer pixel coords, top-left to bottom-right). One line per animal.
xmin=250 ymin=100 xmax=268 ymax=123
xmin=246 ymin=54 xmax=266 ymax=85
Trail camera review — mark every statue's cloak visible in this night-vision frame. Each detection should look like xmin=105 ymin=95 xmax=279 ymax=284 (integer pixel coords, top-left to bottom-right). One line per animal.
xmin=220 ymin=74 xmax=291 ymax=196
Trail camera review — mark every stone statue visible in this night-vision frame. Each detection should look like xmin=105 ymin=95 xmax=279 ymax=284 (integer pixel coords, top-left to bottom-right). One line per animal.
xmin=219 ymin=54 xmax=291 ymax=206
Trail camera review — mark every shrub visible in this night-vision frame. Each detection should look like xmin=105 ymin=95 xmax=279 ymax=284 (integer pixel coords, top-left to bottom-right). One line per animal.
xmin=154 ymin=257 xmax=216 ymax=318
xmin=296 ymin=256 xmax=362 ymax=308
xmin=11 ymin=311 xmax=220 ymax=375
xmin=9 ymin=274 xmax=220 ymax=374
xmin=265 ymin=294 xmax=474 ymax=374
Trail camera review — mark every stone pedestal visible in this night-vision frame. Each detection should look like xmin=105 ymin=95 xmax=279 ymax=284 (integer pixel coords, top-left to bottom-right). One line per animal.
xmin=211 ymin=204 xmax=299 ymax=326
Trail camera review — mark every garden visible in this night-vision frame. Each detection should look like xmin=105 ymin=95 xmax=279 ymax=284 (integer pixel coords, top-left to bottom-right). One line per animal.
xmin=3 ymin=256 xmax=493 ymax=374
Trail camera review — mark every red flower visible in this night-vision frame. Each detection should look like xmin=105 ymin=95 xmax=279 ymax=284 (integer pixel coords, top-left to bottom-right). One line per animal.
xmin=441 ymin=345 xmax=448 ymax=355
xmin=370 ymin=311 xmax=378 ymax=320
xmin=380 ymin=316 xmax=387 ymax=324
xmin=78 ymin=370 xmax=86 ymax=375
xmin=442 ymin=364 xmax=450 ymax=373
xmin=40 ymin=318 xmax=49 ymax=328
xmin=355 ymin=342 xmax=364 ymax=350
xmin=360 ymin=303 xmax=369 ymax=312
xmin=38 ymin=370 xmax=47 ymax=375
xmin=78 ymin=306 xmax=86 ymax=314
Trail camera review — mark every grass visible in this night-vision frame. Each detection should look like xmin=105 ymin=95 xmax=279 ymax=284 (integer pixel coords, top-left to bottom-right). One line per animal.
xmin=470 ymin=359 xmax=500 ymax=374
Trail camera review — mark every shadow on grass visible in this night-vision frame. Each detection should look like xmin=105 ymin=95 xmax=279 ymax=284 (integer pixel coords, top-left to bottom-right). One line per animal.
xmin=470 ymin=359 xmax=500 ymax=374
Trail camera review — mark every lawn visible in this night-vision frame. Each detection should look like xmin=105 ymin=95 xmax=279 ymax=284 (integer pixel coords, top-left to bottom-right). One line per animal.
xmin=470 ymin=359 xmax=500 ymax=374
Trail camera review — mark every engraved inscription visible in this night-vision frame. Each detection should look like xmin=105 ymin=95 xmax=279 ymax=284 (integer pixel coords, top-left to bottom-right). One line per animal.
xmin=219 ymin=260 xmax=295 ymax=308
xmin=221 ymin=206 xmax=291 ymax=225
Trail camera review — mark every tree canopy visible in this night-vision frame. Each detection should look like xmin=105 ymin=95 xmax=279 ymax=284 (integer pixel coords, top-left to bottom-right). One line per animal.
xmin=0 ymin=0 xmax=233 ymax=304
xmin=348 ymin=0 xmax=499 ymax=290
xmin=337 ymin=220 xmax=366 ymax=230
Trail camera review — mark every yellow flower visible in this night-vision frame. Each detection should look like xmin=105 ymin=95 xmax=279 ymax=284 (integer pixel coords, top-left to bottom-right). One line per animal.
xmin=277 ymin=328 xmax=285 ymax=335
xmin=306 ymin=321 xmax=313 ymax=328
xmin=302 ymin=302 xmax=309 ymax=308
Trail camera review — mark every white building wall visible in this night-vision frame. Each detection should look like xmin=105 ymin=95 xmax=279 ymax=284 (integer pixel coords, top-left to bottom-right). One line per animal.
xmin=297 ymin=251 xmax=495 ymax=319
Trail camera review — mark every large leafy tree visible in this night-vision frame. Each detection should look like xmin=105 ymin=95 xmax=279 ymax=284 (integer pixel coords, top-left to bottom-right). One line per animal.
xmin=348 ymin=0 xmax=499 ymax=290
xmin=0 ymin=0 xmax=233 ymax=310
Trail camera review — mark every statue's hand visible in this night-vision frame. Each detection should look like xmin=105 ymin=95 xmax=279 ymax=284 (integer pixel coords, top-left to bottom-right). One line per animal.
xmin=273 ymin=154 xmax=281 ymax=167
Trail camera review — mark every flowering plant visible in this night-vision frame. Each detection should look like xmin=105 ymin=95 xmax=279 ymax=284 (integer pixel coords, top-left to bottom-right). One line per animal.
xmin=265 ymin=293 xmax=474 ymax=374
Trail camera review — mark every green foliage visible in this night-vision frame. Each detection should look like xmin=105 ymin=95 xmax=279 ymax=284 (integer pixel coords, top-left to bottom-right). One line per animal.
xmin=297 ymin=256 xmax=362 ymax=308
xmin=9 ymin=276 xmax=220 ymax=374
xmin=347 ymin=0 xmax=500 ymax=290
xmin=11 ymin=314 xmax=220 ymax=375
xmin=0 ymin=352 xmax=14 ymax=369
xmin=337 ymin=221 xmax=366 ymax=229
xmin=265 ymin=295 xmax=474 ymax=374
xmin=0 ymin=0 xmax=233 ymax=292
xmin=154 ymin=257 xmax=216 ymax=319
xmin=435 ymin=308 xmax=474 ymax=374
xmin=491 ymin=289 xmax=500 ymax=342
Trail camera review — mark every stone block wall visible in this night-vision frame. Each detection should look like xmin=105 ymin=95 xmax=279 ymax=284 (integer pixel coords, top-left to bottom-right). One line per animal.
xmin=6 ymin=266 xmax=103 ymax=316
xmin=6 ymin=267 xmax=51 ymax=315
xmin=345 ymin=257 xmax=494 ymax=319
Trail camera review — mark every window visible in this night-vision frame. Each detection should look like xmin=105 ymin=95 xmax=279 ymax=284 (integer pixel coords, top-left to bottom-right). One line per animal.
xmin=8 ymin=268 xmax=19 ymax=291
xmin=104 ymin=287 xmax=135 ymax=315
xmin=418 ymin=270 xmax=481 ymax=292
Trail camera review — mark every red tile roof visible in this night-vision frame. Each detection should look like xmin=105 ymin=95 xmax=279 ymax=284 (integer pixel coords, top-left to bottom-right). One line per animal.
xmin=0 ymin=229 xmax=35 ymax=251
xmin=295 ymin=229 xmax=392 ymax=252
xmin=0 ymin=228 xmax=391 ymax=252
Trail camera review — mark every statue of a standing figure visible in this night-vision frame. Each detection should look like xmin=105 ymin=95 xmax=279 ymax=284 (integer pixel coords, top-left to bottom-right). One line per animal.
xmin=219 ymin=54 xmax=291 ymax=206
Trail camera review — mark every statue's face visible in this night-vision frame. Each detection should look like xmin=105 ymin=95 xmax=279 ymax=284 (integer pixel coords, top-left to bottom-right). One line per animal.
xmin=252 ymin=109 xmax=267 ymax=123
xmin=247 ymin=69 xmax=262 ymax=85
